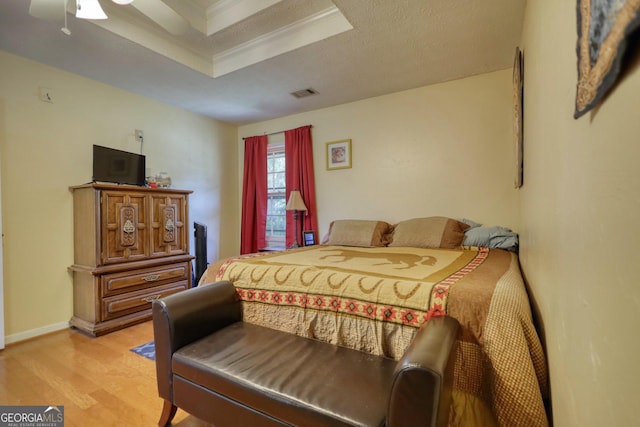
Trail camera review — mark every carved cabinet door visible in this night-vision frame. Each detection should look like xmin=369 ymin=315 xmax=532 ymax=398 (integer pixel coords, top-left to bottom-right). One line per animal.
xmin=101 ymin=191 xmax=149 ymax=264
xmin=149 ymin=193 xmax=188 ymax=258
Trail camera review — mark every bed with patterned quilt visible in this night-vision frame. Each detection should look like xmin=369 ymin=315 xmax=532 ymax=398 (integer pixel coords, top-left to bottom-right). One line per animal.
xmin=198 ymin=216 xmax=549 ymax=427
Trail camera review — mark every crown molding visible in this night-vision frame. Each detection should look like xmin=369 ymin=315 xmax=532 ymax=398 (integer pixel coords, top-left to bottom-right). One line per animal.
xmin=206 ymin=0 xmax=283 ymax=35
xmin=212 ymin=5 xmax=352 ymax=77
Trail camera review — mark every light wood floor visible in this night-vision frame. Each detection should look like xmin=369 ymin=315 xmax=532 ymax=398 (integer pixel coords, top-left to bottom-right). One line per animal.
xmin=0 ymin=321 xmax=209 ymax=427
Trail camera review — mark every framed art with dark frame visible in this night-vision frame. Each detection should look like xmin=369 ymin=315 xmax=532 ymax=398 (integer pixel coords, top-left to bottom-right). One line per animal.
xmin=513 ymin=47 xmax=524 ymax=189
xmin=326 ymin=139 xmax=352 ymax=170
xmin=575 ymin=0 xmax=640 ymax=118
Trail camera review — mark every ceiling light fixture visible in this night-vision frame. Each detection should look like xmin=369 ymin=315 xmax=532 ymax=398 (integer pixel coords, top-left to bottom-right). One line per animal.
xmin=76 ymin=0 xmax=107 ymax=20
xmin=111 ymin=0 xmax=134 ymax=4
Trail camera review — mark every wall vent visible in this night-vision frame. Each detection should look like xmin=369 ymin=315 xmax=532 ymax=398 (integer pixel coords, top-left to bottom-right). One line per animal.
xmin=290 ymin=88 xmax=319 ymax=98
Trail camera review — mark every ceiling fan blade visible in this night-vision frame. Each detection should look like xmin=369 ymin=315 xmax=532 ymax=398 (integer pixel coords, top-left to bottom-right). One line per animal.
xmin=29 ymin=0 xmax=65 ymax=20
xmin=131 ymin=0 xmax=190 ymax=35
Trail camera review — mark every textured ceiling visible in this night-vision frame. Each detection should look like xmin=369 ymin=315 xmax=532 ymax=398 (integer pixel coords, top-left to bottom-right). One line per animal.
xmin=0 ymin=0 xmax=525 ymax=125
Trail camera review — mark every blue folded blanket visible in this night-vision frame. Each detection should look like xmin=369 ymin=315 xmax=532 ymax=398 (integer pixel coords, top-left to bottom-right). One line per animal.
xmin=462 ymin=224 xmax=519 ymax=252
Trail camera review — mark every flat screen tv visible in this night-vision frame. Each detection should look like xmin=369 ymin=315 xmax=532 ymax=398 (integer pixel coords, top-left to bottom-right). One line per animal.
xmin=93 ymin=145 xmax=146 ymax=186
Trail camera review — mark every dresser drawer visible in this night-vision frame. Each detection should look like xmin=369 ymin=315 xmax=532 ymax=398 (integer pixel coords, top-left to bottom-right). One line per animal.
xmin=101 ymin=262 xmax=190 ymax=297
xmin=101 ymin=281 xmax=188 ymax=321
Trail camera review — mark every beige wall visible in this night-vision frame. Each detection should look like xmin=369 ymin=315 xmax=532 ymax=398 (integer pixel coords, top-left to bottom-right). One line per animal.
xmin=520 ymin=2 xmax=640 ymax=426
xmin=6 ymin=4 xmax=638 ymax=420
xmin=0 ymin=51 xmax=239 ymax=341
xmin=239 ymin=69 xmax=518 ymax=237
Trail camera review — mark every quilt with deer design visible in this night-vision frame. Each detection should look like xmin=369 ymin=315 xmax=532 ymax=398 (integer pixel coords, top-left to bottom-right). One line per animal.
xmin=203 ymin=245 xmax=549 ymax=427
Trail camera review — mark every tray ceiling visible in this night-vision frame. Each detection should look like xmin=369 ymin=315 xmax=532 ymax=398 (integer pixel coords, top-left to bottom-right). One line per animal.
xmin=0 ymin=0 xmax=525 ymax=125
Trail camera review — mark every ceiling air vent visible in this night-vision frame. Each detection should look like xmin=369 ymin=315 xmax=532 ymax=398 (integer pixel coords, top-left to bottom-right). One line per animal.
xmin=290 ymin=88 xmax=319 ymax=98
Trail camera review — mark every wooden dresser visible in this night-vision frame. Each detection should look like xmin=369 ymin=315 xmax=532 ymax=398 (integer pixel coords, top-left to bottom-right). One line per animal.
xmin=69 ymin=183 xmax=194 ymax=336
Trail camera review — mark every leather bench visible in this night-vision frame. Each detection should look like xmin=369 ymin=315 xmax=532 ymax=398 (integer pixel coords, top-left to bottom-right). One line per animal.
xmin=153 ymin=280 xmax=459 ymax=427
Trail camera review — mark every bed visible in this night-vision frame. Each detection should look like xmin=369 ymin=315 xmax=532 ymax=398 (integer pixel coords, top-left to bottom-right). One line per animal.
xmin=198 ymin=217 xmax=549 ymax=427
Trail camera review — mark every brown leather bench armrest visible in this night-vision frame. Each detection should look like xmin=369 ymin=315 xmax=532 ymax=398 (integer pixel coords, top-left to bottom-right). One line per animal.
xmin=152 ymin=281 xmax=241 ymax=401
xmin=387 ymin=316 xmax=459 ymax=427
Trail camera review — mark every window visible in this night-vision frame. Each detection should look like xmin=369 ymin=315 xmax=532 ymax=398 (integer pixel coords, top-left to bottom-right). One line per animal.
xmin=266 ymin=141 xmax=286 ymax=248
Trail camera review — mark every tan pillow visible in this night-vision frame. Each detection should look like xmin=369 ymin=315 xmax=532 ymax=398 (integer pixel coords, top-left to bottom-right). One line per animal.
xmin=325 ymin=220 xmax=393 ymax=247
xmin=388 ymin=216 xmax=470 ymax=249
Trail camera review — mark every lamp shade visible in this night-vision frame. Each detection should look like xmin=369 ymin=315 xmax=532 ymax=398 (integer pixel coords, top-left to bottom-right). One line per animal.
xmin=76 ymin=0 xmax=107 ymax=19
xmin=286 ymin=190 xmax=308 ymax=212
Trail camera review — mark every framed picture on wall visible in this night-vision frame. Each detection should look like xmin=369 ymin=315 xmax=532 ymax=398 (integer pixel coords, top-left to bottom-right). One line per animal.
xmin=513 ymin=47 xmax=524 ymax=188
xmin=303 ymin=230 xmax=316 ymax=246
xmin=575 ymin=0 xmax=640 ymax=118
xmin=326 ymin=139 xmax=352 ymax=170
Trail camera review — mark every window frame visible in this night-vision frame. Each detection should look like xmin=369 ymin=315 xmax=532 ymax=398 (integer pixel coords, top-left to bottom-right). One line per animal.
xmin=265 ymin=140 xmax=286 ymax=249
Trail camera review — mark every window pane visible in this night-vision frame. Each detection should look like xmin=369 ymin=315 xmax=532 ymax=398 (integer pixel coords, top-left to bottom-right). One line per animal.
xmin=273 ymin=172 xmax=285 ymax=190
xmin=272 ymin=196 xmax=285 ymax=213
xmin=273 ymin=156 xmax=285 ymax=171
xmin=266 ymin=213 xmax=286 ymax=240
xmin=267 ymin=157 xmax=280 ymax=173
xmin=273 ymin=215 xmax=285 ymax=231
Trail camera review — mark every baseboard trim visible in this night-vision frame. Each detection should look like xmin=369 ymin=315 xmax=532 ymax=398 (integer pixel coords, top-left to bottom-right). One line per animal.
xmin=5 ymin=321 xmax=70 ymax=345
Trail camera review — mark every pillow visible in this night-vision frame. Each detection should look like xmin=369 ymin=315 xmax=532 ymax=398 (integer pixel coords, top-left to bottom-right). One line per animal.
xmin=458 ymin=218 xmax=482 ymax=229
xmin=388 ymin=216 xmax=469 ymax=249
xmin=325 ymin=220 xmax=393 ymax=247
xmin=463 ymin=225 xmax=519 ymax=252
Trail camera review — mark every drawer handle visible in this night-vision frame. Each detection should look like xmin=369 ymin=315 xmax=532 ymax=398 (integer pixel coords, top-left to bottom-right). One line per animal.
xmin=142 ymin=295 xmax=161 ymax=303
xmin=143 ymin=274 xmax=160 ymax=282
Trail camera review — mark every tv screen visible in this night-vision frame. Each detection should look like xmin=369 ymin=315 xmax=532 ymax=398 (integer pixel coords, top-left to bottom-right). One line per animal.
xmin=93 ymin=145 xmax=146 ymax=186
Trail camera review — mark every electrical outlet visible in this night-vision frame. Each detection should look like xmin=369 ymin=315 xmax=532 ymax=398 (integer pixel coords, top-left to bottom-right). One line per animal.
xmin=135 ymin=129 xmax=144 ymax=143
xmin=39 ymin=87 xmax=54 ymax=103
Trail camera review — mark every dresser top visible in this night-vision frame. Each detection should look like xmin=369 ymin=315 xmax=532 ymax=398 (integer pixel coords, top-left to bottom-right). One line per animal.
xmin=70 ymin=182 xmax=193 ymax=194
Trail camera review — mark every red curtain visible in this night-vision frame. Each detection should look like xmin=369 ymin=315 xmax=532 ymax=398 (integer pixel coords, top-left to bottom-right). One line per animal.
xmin=240 ymin=135 xmax=268 ymax=254
xmin=285 ymin=125 xmax=318 ymax=247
